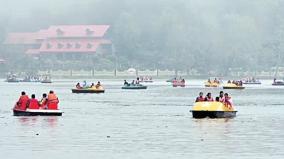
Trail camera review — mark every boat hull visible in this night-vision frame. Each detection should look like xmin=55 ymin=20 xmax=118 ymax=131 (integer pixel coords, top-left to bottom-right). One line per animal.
xmin=243 ymin=82 xmax=261 ymax=85
xmin=223 ymin=86 xmax=245 ymax=89
xmin=72 ymin=89 xmax=105 ymax=93
xmin=13 ymin=109 xmax=63 ymax=116
xmin=191 ymin=110 xmax=237 ymax=118
xmin=121 ymin=86 xmax=147 ymax=89
xmin=272 ymin=83 xmax=284 ymax=86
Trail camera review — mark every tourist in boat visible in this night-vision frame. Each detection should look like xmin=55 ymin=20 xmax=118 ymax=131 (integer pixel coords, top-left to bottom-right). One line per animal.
xmin=16 ymin=91 xmax=29 ymax=110
xmin=181 ymin=79 xmax=185 ymax=83
xmin=223 ymin=93 xmax=233 ymax=108
xmin=208 ymin=79 xmax=211 ymax=83
xmin=228 ymin=80 xmax=231 ymax=83
xmin=47 ymin=90 xmax=59 ymax=110
xmin=131 ymin=80 xmax=135 ymax=85
xmin=205 ymin=93 xmax=214 ymax=102
xmin=82 ymin=80 xmax=87 ymax=88
xmin=76 ymin=83 xmax=82 ymax=89
xmin=95 ymin=81 xmax=101 ymax=89
xmin=195 ymin=92 xmax=205 ymax=102
xmin=218 ymin=91 xmax=225 ymax=102
xmin=39 ymin=93 xmax=48 ymax=109
xmin=27 ymin=94 xmax=40 ymax=109
xmin=124 ymin=80 xmax=129 ymax=86
xmin=90 ymin=83 xmax=95 ymax=88
xmin=136 ymin=77 xmax=140 ymax=84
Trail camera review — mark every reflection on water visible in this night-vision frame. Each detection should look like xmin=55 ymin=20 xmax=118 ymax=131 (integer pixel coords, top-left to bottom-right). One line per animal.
xmin=0 ymin=79 xmax=284 ymax=159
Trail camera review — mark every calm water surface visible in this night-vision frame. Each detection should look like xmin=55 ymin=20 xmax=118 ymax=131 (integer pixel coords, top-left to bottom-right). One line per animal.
xmin=0 ymin=79 xmax=284 ymax=159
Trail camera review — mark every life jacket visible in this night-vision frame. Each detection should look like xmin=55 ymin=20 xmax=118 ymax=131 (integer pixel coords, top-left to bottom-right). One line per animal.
xmin=17 ymin=95 xmax=29 ymax=110
xmin=205 ymin=97 xmax=214 ymax=102
xmin=224 ymin=97 xmax=233 ymax=108
xmin=196 ymin=96 xmax=205 ymax=102
xmin=47 ymin=93 xmax=59 ymax=110
xmin=28 ymin=99 xmax=39 ymax=109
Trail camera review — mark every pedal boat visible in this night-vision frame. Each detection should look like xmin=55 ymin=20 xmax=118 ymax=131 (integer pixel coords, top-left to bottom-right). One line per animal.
xmin=121 ymin=84 xmax=147 ymax=89
xmin=223 ymin=83 xmax=245 ymax=89
xmin=190 ymin=102 xmax=237 ymax=118
xmin=205 ymin=82 xmax=220 ymax=87
xmin=72 ymin=86 xmax=105 ymax=93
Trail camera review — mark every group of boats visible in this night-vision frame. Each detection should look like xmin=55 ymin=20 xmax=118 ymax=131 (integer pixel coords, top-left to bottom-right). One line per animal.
xmin=9 ymin=76 xmax=284 ymax=119
xmin=5 ymin=74 xmax=52 ymax=83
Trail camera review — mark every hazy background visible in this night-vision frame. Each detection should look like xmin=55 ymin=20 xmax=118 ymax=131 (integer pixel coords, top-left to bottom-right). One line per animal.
xmin=0 ymin=0 xmax=284 ymax=75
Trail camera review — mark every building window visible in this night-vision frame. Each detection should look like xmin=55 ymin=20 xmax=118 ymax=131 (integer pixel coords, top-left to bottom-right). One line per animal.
xmin=67 ymin=43 xmax=72 ymax=49
xmin=57 ymin=43 xmax=64 ymax=49
xmin=75 ymin=43 xmax=81 ymax=49
xmin=87 ymin=43 xmax=93 ymax=49
xmin=46 ymin=43 xmax=52 ymax=49
xmin=86 ymin=28 xmax=94 ymax=36
xmin=56 ymin=28 xmax=64 ymax=36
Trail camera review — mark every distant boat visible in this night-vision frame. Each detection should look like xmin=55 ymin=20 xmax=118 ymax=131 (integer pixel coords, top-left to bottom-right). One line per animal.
xmin=223 ymin=83 xmax=245 ymax=89
xmin=272 ymin=79 xmax=284 ymax=86
xmin=172 ymin=79 xmax=185 ymax=87
xmin=242 ymin=77 xmax=261 ymax=84
xmin=122 ymin=84 xmax=147 ymax=89
xmin=72 ymin=86 xmax=105 ymax=93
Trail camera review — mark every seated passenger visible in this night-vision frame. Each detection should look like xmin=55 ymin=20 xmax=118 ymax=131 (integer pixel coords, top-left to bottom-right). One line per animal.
xmin=218 ymin=91 xmax=225 ymax=102
xmin=215 ymin=97 xmax=220 ymax=102
xmin=16 ymin=91 xmax=29 ymax=110
xmin=204 ymin=93 xmax=214 ymax=102
xmin=228 ymin=80 xmax=231 ymax=83
xmin=27 ymin=94 xmax=40 ymax=109
xmin=195 ymin=92 xmax=205 ymax=102
xmin=224 ymin=93 xmax=233 ymax=108
xmin=76 ymin=83 xmax=82 ymax=89
xmin=47 ymin=90 xmax=59 ymax=110
xmin=90 ymin=83 xmax=95 ymax=88
xmin=95 ymin=81 xmax=101 ymax=89
xmin=208 ymin=79 xmax=211 ymax=83
xmin=131 ymin=80 xmax=135 ymax=85
xmin=39 ymin=93 xmax=48 ymax=109
xmin=124 ymin=80 xmax=129 ymax=86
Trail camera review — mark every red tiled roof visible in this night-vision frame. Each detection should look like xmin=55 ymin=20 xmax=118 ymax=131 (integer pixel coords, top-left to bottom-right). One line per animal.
xmin=39 ymin=39 xmax=106 ymax=53
xmin=46 ymin=25 xmax=110 ymax=38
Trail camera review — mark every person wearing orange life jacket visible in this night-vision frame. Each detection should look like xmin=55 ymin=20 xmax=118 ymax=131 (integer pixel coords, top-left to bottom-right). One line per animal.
xmin=39 ymin=93 xmax=48 ymax=109
xmin=195 ymin=92 xmax=205 ymax=102
xmin=47 ymin=90 xmax=59 ymax=110
xmin=204 ymin=92 xmax=214 ymax=102
xmin=27 ymin=94 xmax=40 ymax=109
xmin=16 ymin=91 xmax=30 ymax=110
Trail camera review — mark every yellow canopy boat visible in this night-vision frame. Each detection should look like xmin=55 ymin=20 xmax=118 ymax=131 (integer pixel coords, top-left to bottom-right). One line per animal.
xmin=205 ymin=82 xmax=220 ymax=87
xmin=190 ymin=101 xmax=237 ymax=118
xmin=223 ymin=83 xmax=245 ymax=89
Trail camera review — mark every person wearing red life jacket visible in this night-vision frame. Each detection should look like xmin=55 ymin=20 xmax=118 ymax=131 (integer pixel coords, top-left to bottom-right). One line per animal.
xmin=16 ymin=91 xmax=29 ymax=110
xmin=39 ymin=93 xmax=48 ymax=109
xmin=47 ymin=90 xmax=59 ymax=110
xmin=195 ymin=92 xmax=205 ymax=102
xmin=204 ymin=92 xmax=214 ymax=102
xmin=27 ymin=94 xmax=40 ymax=109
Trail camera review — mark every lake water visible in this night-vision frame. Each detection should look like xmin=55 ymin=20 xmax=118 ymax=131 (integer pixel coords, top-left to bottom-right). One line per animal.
xmin=0 ymin=79 xmax=284 ymax=159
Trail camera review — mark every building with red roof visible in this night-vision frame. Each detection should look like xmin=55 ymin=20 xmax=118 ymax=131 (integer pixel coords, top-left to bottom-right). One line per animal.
xmin=4 ymin=25 xmax=111 ymax=56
